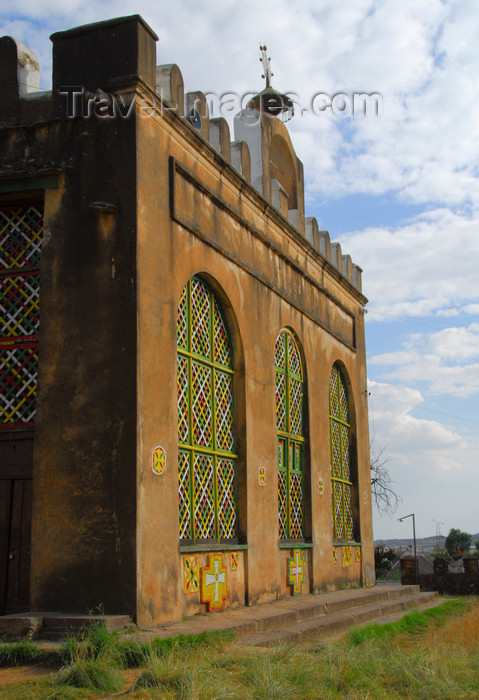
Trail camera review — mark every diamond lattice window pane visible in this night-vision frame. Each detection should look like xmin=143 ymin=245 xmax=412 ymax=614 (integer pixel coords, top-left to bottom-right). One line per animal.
xmin=278 ymin=468 xmax=288 ymax=539
xmin=191 ymin=361 xmax=213 ymax=447
xmin=217 ymin=458 xmax=236 ymax=539
xmin=176 ymin=284 xmax=188 ymax=349
xmin=177 ymin=356 xmax=189 ymax=443
xmin=178 ymin=451 xmax=192 ymax=539
xmin=274 ymin=331 xmax=286 ymax=370
xmin=215 ymin=370 xmax=234 ymax=451
xmin=275 ymin=370 xmax=287 ymax=431
xmin=0 ymin=272 xmax=40 ymax=338
xmin=213 ymin=297 xmax=231 ymax=366
xmin=341 ymin=424 xmax=350 ymax=479
xmin=333 ymin=481 xmax=344 ymax=539
xmin=289 ymin=377 xmax=303 ymax=436
xmin=331 ymin=421 xmax=341 ymax=477
xmin=344 ymin=484 xmax=353 ymax=540
xmin=330 ymin=366 xmax=339 ymax=417
xmin=191 ymin=278 xmax=211 ymax=359
xmin=0 ymin=206 xmax=43 ymax=270
xmin=339 ymin=373 xmax=349 ymax=423
xmin=290 ymin=472 xmax=303 ymax=538
xmin=193 ymin=453 xmax=216 ymax=539
xmin=0 ymin=343 xmax=38 ymax=425
xmin=288 ymin=334 xmax=302 ymax=378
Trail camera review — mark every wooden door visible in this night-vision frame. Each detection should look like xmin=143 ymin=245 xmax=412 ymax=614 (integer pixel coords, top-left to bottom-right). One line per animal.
xmin=0 ymin=434 xmax=33 ymax=615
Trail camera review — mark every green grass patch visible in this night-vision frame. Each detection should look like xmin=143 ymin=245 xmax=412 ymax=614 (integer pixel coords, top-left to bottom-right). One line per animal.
xmin=134 ymin=660 xmax=193 ymax=693
xmin=346 ymin=598 xmax=470 ymax=645
xmin=56 ymin=656 xmax=124 ymax=693
xmin=147 ymin=628 xmax=236 ymax=656
xmin=54 ymin=624 xmax=236 ymax=694
xmin=0 ymin=640 xmax=49 ymax=667
xmin=54 ymin=623 xmax=127 ymax=693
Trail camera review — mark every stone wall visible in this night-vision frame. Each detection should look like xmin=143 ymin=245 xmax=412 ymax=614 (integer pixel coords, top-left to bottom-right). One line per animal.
xmin=400 ymin=555 xmax=479 ymax=595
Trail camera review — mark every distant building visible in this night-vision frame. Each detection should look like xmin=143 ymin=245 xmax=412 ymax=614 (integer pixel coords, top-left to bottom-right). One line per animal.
xmin=385 ymin=552 xmax=434 ymax=580
xmin=0 ymin=15 xmax=374 ymax=624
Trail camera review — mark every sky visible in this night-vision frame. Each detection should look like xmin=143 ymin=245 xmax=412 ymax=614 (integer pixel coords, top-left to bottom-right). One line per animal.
xmin=2 ymin=0 xmax=478 ymax=541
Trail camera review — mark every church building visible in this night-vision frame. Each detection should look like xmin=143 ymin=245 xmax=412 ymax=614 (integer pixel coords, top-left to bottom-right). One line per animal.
xmin=0 ymin=15 xmax=374 ymax=625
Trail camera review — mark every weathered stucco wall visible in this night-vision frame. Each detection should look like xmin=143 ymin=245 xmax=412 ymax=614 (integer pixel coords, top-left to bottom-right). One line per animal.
xmin=134 ymin=80 xmax=374 ymax=624
xmin=0 ymin=113 xmax=139 ymax=615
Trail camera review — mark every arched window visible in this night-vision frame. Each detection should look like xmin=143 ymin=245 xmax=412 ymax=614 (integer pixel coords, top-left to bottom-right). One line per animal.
xmin=329 ymin=364 xmax=354 ymax=541
xmin=275 ymin=329 xmax=304 ymax=539
xmin=177 ymin=276 xmax=237 ymax=543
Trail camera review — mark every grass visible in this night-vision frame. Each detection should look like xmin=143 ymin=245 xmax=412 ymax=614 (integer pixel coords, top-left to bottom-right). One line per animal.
xmin=0 ymin=599 xmax=477 ymax=698
xmin=0 ymin=640 xmax=49 ymax=667
xmin=347 ymin=597 xmax=469 ymax=644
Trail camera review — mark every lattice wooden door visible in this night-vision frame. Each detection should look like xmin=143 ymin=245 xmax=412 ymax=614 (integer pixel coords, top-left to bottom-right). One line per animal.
xmin=0 ymin=200 xmax=43 ymax=612
xmin=0 ymin=434 xmax=33 ymax=614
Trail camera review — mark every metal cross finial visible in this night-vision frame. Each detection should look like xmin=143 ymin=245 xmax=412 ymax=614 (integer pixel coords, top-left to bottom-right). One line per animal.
xmin=259 ymin=44 xmax=273 ymax=88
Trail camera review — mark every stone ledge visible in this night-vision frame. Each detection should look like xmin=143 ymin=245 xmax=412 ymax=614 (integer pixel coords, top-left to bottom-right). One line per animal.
xmin=0 ymin=613 xmax=133 ymax=641
xmin=0 ymin=614 xmax=44 ymax=642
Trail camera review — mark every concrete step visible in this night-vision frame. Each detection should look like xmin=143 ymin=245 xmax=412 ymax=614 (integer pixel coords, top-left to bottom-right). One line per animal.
xmin=136 ymin=584 xmax=430 ymax=644
xmin=40 ymin=614 xmax=133 ymax=640
xmin=226 ymin=585 xmax=425 ymax=637
xmin=240 ymin=591 xmax=440 ymax=646
xmin=0 ymin=613 xmax=44 ymax=642
xmin=0 ymin=612 xmax=133 ymax=642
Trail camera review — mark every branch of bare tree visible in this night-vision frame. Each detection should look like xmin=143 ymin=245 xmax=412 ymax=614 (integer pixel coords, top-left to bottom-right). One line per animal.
xmin=370 ymin=438 xmax=401 ymax=515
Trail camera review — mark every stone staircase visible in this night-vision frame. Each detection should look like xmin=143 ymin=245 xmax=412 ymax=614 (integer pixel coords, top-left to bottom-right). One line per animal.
xmin=0 ymin=585 xmax=441 ymax=644
xmin=237 ymin=586 xmax=440 ymax=646
xmin=138 ymin=584 xmax=441 ymax=647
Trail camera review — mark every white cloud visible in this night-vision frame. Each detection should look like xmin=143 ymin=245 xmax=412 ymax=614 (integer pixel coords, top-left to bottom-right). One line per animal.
xmin=387 ymin=360 xmax=479 ymax=398
xmin=369 ymin=323 xmax=479 ymax=398
xmin=369 ymin=379 xmax=479 ymax=538
xmin=369 ymin=380 xmax=463 ymax=450
xmin=464 ymin=304 xmax=479 ymax=315
xmin=289 ymin=1 xmax=479 ymax=210
xmin=428 ymin=323 xmax=479 ymax=362
xmin=342 ymin=208 xmax=479 ymax=319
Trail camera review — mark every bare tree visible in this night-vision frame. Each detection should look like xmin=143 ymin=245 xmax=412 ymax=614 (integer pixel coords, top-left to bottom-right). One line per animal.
xmin=370 ymin=438 xmax=401 ymax=515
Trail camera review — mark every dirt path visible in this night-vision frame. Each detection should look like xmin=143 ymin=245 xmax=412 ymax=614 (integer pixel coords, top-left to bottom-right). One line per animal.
xmin=0 ymin=664 xmax=54 ymax=686
xmin=0 ymin=665 xmax=145 ymax=697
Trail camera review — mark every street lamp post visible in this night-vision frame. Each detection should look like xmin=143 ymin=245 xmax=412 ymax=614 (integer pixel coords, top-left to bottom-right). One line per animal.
xmin=398 ymin=513 xmax=418 ymax=580
xmin=434 ymin=520 xmax=444 ymax=551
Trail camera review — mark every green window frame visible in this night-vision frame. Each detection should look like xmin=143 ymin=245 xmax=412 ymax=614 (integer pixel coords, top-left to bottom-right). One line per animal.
xmin=275 ymin=328 xmax=305 ymax=540
xmin=177 ymin=276 xmax=237 ymax=544
xmin=329 ymin=364 xmax=355 ymax=542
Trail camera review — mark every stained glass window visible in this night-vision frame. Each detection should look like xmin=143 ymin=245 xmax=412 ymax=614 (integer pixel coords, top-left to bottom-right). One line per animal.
xmin=275 ymin=329 xmax=304 ymax=539
xmin=0 ymin=203 xmax=43 ymax=429
xmin=329 ymin=364 xmax=354 ymax=541
xmin=177 ymin=277 xmax=237 ymax=543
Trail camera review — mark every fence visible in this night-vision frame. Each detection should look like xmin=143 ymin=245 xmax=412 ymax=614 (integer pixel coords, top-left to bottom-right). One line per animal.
xmin=400 ymin=555 xmax=479 ymax=595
